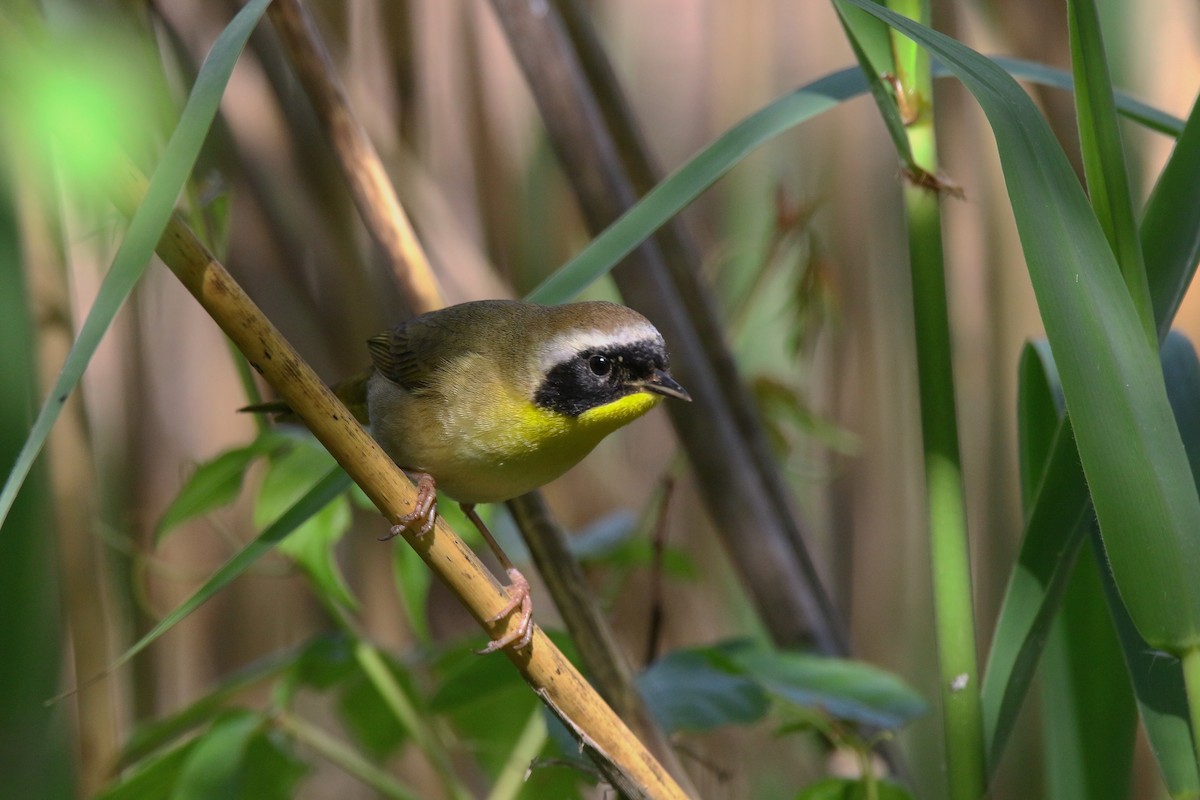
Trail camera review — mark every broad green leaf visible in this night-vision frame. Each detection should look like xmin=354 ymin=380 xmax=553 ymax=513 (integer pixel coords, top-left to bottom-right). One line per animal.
xmin=170 ymin=711 xmax=307 ymax=800
xmin=170 ymin=712 xmax=260 ymax=800
xmin=288 ymin=632 xmax=358 ymax=694
xmin=254 ymin=441 xmax=356 ymax=611
xmin=337 ymin=660 xmax=410 ymax=759
xmin=723 ymin=642 xmax=927 ymax=731
xmin=156 ymin=430 xmax=288 ymax=540
xmin=1067 ymin=0 xmax=1153 ymax=341
xmin=111 ymin=467 xmax=351 ymax=670
xmin=429 ymin=645 xmax=539 ymax=775
xmin=98 ymin=740 xmax=198 ymax=800
xmin=235 ymin=729 xmax=309 ymax=800
xmin=638 ymin=648 xmax=770 ymax=733
xmin=796 ymin=777 xmax=916 ymax=800
xmin=842 ymin=0 xmax=1200 ymax=653
xmin=0 ymin=0 xmax=275 ymax=531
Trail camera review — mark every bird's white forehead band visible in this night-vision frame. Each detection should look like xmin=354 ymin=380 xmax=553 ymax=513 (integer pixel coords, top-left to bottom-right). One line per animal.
xmin=538 ymin=324 xmax=663 ymax=372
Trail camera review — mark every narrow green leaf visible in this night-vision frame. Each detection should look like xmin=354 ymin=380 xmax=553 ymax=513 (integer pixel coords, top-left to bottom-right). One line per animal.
xmin=982 ymin=342 xmax=1090 ymax=769
xmin=842 ymin=0 xmax=1200 ymax=653
xmin=985 ymin=57 xmax=1185 ymax=136
xmin=526 ymin=56 xmax=1180 ymax=309
xmin=984 ymin=86 xmax=1200 ymax=782
xmin=0 ymin=0 xmax=274 ymax=531
xmin=1041 ymin=541 xmax=1137 ymax=800
xmin=1067 ymin=0 xmax=1154 ymax=342
xmin=156 ymin=430 xmax=288 ymax=541
xmin=111 ymin=467 xmax=351 ymax=670
xmin=1143 ymin=92 xmax=1200 ymax=337
xmin=526 ymin=69 xmax=867 ymax=304
xmin=834 ymin=4 xmax=915 ymax=167
xmin=1015 ymin=340 xmax=1064 ymax=504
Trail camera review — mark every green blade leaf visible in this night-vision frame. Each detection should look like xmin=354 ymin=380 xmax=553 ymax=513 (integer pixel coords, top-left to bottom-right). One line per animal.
xmin=1067 ymin=0 xmax=1154 ymax=341
xmin=0 ymin=0 xmax=274 ymax=531
xmin=841 ymin=0 xmax=1200 ymax=653
xmin=1041 ymin=542 xmax=1136 ymax=800
xmin=526 ymin=68 xmax=868 ymax=304
xmin=1143 ymin=92 xmax=1200 ymax=337
xmin=983 ymin=344 xmax=1090 ymax=769
xmin=525 ymin=56 xmax=1181 ymax=308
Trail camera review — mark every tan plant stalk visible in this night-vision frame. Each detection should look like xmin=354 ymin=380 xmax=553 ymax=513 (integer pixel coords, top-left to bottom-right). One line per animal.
xmin=107 ymin=158 xmax=688 ymax=800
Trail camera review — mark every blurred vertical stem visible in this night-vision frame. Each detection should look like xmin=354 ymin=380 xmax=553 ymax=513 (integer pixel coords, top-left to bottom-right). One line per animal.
xmin=1184 ymin=649 xmax=1200 ymax=766
xmin=886 ymin=1 xmax=986 ymax=796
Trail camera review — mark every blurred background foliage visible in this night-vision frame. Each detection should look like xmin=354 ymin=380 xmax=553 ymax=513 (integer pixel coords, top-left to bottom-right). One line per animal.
xmin=2 ymin=0 xmax=1199 ymax=798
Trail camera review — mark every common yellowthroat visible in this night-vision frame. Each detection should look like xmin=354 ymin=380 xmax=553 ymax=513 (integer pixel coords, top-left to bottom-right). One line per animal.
xmin=367 ymin=299 xmax=689 ymax=651
xmin=249 ymin=299 xmax=690 ymax=651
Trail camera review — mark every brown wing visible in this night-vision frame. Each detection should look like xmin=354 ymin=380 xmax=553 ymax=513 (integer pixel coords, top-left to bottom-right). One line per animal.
xmin=367 ymin=325 xmax=427 ymax=390
xmin=367 ymin=300 xmax=534 ymax=391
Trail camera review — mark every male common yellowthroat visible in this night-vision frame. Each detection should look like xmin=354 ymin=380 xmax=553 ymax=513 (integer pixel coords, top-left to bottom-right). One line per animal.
xmin=250 ymin=299 xmax=690 ymax=651
xmin=366 ymin=299 xmax=689 ymax=651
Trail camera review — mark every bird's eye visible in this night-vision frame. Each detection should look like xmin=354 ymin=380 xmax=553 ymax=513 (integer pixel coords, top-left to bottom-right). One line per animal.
xmin=587 ymin=354 xmax=612 ymax=378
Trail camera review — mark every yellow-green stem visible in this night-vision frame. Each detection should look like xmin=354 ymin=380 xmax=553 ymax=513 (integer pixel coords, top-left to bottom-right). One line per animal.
xmin=487 ymin=704 xmax=548 ymax=800
xmin=277 ymin=711 xmax=418 ymax=800
xmin=888 ymin=1 xmax=987 ymax=793
xmin=1181 ymin=648 xmax=1200 ymax=769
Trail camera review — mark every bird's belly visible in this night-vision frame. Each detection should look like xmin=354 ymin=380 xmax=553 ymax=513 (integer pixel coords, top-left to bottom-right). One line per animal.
xmin=419 ymin=408 xmax=605 ymax=504
xmin=369 ymin=369 xmax=659 ymax=505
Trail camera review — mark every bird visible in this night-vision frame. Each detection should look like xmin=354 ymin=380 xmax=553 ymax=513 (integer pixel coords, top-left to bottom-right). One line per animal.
xmin=249 ymin=299 xmax=690 ymax=653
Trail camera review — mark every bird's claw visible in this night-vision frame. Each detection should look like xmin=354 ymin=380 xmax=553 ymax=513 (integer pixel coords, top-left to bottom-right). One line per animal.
xmin=379 ymin=473 xmax=438 ymax=541
xmin=477 ymin=567 xmax=534 ymax=654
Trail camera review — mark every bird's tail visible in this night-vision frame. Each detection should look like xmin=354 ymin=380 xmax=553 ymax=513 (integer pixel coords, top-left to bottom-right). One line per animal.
xmin=239 ymin=369 xmax=373 ymax=425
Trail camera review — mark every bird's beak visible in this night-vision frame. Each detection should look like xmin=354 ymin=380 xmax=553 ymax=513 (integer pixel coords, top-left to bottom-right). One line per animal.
xmin=640 ymin=368 xmax=692 ymax=402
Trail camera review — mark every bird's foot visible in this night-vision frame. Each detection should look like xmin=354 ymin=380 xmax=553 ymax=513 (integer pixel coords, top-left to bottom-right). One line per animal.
xmin=477 ymin=567 xmax=534 ymax=654
xmin=379 ymin=472 xmax=438 ymax=541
